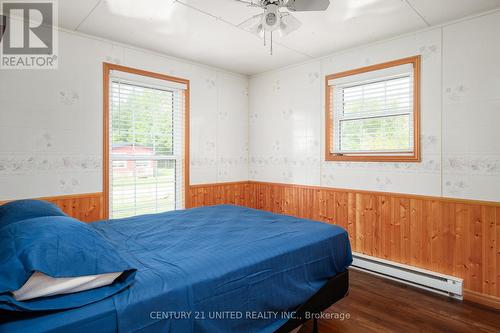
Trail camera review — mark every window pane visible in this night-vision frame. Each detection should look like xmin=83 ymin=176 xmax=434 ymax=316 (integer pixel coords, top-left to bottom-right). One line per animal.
xmin=111 ymin=82 xmax=174 ymax=157
xmin=111 ymin=160 xmax=176 ymax=218
xmin=342 ymin=76 xmax=411 ymax=116
xmin=339 ymin=114 xmax=411 ymax=152
xmin=110 ymin=77 xmax=182 ymax=219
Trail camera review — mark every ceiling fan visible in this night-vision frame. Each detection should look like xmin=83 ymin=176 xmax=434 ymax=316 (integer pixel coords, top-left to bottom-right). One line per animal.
xmin=235 ymin=0 xmax=330 ymax=54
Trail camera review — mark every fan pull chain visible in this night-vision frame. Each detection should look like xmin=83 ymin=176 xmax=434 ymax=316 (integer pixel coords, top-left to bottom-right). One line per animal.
xmin=263 ymin=30 xmax=266 ymax=46
xmin=270 ymin=31 xmax=273 ymax=55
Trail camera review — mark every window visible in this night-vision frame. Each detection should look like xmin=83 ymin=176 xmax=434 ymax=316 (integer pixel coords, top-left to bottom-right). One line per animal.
xmin=325 ymin=56 xmax=420 ymax=162
xmin=104 ymin=64 xmax=189 ymax=218
xmin=112 ymin=161 xmax=127 ymax=169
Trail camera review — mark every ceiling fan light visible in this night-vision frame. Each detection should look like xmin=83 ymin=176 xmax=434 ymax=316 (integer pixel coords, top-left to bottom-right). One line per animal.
xmin=278 ymin=23 xmax=287 ymax=37
xmin=266 ymin=12 xmax=277 ymax=26
xmin=278 ymin=13 xmax=302 ymax=37
xmin=257 ymin=25 xmax=264 ymax=37
xmin=235 ymin=0 xmax=330 ymax=55
xmin=262 ymin=4 xmax=280 ymax=31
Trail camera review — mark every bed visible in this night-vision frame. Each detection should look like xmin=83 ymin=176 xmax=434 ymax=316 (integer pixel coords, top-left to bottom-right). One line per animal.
xmin=0 ymin=204 xmax=352 ymax=333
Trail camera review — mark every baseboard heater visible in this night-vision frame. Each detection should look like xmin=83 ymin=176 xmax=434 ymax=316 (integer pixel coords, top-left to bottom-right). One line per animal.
xmin=351 ymin=252 xmax=463 ymax=300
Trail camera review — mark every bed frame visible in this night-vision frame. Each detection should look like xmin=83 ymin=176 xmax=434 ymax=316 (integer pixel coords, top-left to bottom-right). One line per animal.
xmin=275 ymin=270 xmax=349 ymax=333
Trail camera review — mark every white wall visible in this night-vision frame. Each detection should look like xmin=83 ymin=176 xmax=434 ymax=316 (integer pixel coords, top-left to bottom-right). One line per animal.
xmin=2 ymin=11 xmax=499 ymax=203
xmin=249 ymin=11 xmax=500 ymax=202
xmin=0 ymin=29 xmax=249 ymax=200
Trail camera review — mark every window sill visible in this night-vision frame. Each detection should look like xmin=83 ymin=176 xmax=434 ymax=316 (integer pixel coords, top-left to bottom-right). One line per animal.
xmin=325 ymin=153 xmax=421 ymax=163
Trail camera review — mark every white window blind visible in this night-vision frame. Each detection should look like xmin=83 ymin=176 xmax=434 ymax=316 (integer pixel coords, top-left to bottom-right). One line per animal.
xmin=109 ymin=72 xmax=185 ymax=218
xmin=328 ymin=64 xmax=414 ymax=155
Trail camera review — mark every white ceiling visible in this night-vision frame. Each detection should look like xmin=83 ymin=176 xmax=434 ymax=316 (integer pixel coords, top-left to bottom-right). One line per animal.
xmin=59 ymin=0 xmax=500 ymax=75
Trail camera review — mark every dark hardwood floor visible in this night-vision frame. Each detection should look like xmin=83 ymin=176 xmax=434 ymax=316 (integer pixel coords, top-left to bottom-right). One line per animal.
xmin=300 ymin=269 xmax=500 ymax=333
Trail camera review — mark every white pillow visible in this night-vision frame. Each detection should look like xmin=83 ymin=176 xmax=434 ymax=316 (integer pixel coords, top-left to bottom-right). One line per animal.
xmin=12 ymin=271 xmax=122 ymax=301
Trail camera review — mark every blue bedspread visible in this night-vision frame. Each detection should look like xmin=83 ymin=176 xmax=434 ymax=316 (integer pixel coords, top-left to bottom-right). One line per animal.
xmin=0 ymin=205 xmax=352 ymax=333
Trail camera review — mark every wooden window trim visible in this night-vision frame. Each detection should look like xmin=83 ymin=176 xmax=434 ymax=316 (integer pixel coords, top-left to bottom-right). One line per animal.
xmin=102 ymin=63 xmax=190 ymax=219
xmin=325 ymin=56 xmax=421 ymax=162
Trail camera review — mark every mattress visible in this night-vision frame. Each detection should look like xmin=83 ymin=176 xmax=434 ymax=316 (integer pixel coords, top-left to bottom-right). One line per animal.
xmin=0 ymin=205 xmax=352 ymax=333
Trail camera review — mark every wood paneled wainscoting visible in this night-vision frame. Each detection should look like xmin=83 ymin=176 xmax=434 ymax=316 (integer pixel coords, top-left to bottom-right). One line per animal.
xmin=0 ymin=182 xmax=247 ymax=223
xmin=2 ymin=184 xmax=498 ymax=307
xmin=187 ymin=181 xmax=251 ymax=208
xmin=187 ymin=181 xmax=500 ymax=309
xmin=0 ymin=193 xmax=104 ymax=223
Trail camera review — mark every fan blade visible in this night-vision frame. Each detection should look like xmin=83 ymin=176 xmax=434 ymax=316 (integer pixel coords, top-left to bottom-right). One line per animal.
xmin=286 ymin=0 xmax=330 ymax=11
xmin=237 ymin=14 xmax=264 ymax=35
xmin=279 ymin=14 xmax=301 ymax=37
xmin=234 ymin=0 xmax=264 ymax=8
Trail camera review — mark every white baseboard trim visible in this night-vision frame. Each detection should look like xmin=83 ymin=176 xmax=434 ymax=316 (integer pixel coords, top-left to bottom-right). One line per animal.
xmin=351 ymin=252 xmax=463 ymax=300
